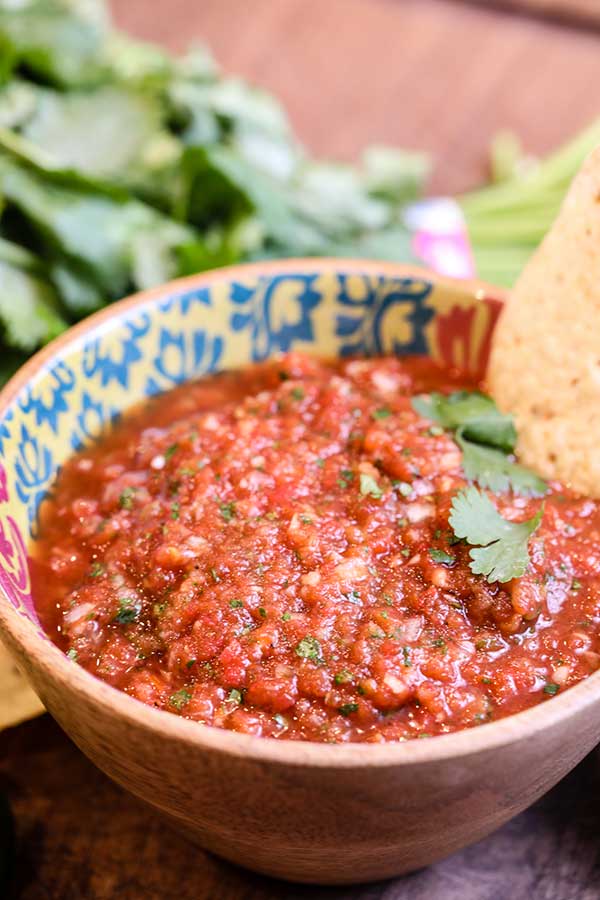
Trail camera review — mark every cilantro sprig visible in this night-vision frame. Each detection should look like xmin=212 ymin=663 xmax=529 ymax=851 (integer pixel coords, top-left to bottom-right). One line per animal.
xmin=412 ymin=391 xmax=516 ymax=450
xmin=456 ymin=432 xmax=547 ymax=496
xmin=412 ymin=390 xmax=546 ymax=496
xmin=449 ymin=486 xmax=543 ymax=583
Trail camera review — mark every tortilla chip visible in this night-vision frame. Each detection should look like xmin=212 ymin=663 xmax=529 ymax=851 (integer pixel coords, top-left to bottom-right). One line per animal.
xmin=488 ymin=144 xmax=600 ymax=497
xmin=0 ymin=643 xmax=44 ymax=730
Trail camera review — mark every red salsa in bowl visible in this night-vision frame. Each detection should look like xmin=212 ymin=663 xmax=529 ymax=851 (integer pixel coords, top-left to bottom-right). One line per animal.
xmin=31 ymin=353 xmax=600 ymax=743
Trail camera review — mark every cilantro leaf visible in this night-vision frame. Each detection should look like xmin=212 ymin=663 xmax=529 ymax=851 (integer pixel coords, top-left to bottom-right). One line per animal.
xmin=118 ymin=486 xmax=136 ymax=510
xmin=0 ymin=80 xmax=38 ymax=130
xmin=0 ymin=257 xmax=66 ymax=350
xmin=21 ymin=85 xmax=172 ymax=181
xmin=0 ymin=155 xmax=193 ymax=297
xmin=372 ymin=407 xmax=391 ymax=420
xmin=412 ymin=390 xmax=516 ymax=452
xmin=429 ymin=548 xmax=456 ymax=566
xmin=409 ymin=393 xmax=440 ymax=422
xmin=456 ymin=430 xmax=548 ymax=497
xmin=113 ymin=596 xmax=141 ymax=624
xmin=412 ymin=390 xmax=546 ymax=496
xmin=359 ymin=472 xmax=383 ymax=499
xmin=0 ymin=1 xmax=109 ymax=88
xmin=218 ymin=500 xmax=236 ymax=522
xmin=295 ymin=636 xmax=323 ymax=663
xmin=449 ymin=486 xmax=543 ymax=583
xmin=169 ymin=688 xmax=192 ymax=710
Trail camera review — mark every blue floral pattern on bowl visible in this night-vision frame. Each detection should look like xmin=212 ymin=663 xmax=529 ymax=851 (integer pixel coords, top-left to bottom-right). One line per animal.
xmin=0 ymin=262 xmax=501 ymax=633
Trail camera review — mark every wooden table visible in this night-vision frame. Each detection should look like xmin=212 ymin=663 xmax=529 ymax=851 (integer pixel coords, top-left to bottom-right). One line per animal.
xmin=5 ymin=1 xmax=600 ymax=897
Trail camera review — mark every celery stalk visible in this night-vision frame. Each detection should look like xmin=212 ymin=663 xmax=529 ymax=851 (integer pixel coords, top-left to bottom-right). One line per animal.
xmin=459 ymin=117 xmax=600 ymax=286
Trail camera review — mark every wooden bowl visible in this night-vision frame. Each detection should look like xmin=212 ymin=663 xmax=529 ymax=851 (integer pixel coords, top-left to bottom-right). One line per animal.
xmin=1 ymin=259 xmax=599 ymax=885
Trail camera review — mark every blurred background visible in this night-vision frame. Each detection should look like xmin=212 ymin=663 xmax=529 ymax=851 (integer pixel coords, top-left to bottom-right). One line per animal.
xmin=113 ymin=0 xmax=600 ymax=194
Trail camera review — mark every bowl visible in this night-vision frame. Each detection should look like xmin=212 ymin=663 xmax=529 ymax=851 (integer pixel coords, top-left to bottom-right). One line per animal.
xmin=1 ymin=258 xmax=599 ymax=885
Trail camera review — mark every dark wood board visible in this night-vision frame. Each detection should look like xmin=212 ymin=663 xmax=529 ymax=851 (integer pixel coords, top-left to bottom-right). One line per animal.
xmin=4 ymin=0 xmax=600 ymax=896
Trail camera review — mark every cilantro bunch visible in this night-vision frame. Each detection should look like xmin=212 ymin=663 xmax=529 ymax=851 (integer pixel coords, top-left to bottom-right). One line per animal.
xmin=0 ymin=0 xmax=429 ymax=384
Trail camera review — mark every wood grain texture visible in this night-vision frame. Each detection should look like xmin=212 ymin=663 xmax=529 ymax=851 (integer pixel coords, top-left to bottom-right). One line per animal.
xmin=3 ymin=716 xmax=600 ymax=900
xmin=111 ymin=0 xmax=600 ymax=195
xmin=465 ymin=0 xmax=600 ymax=29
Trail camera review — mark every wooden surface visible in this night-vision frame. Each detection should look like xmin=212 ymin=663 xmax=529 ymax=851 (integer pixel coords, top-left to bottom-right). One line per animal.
xmin=468 ymin=0 xmax=600 ymax=28
xmin=4 ymin=716 xmax=600 ymax=899
xmin=4 ymin=0 xmax=600 ymax=896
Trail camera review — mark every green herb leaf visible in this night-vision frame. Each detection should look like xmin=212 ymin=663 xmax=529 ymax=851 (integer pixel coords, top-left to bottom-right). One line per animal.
xmin=0 ymin=256 xmax=66 ymax=350
xmin=412 ymin=390 xmax=546 ymax=496
xmin=113 ymin=596 xmax=140 ymax=625
xmin=118 ymin=486 xmax=136 ymax=510
xmin=295 ymin=636 xmax=323 ymax=663
xmin=449 ymin=486 xmax=543 ymax=583
xmin=169 ymin=688 xmax=192 ymax=710
xmin=0 ymin=155 xmax=192 ymax=298
xmin=428 ymin=548 xmax=456 ymax=566
xmin=359 ymin=472 xmax=383 ymax=499
xmin=457 ymin=430 xmax=548 ymax=497
xmin=22 ymin=85 xmax=171 ymax=181
xmin=412 ymin=390 xmax=516 ymax=452
xmin=218 ymin=500 xmax=236 ymax=522
xmin=0 ymin=1 xmax=109 ymax=88
xmin=372 ymin=407 xmax=391 ymax=420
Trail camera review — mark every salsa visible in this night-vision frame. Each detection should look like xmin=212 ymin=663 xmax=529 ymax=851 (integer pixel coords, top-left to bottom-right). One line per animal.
xmin=31 ymin=353 xmax=600 ymax=742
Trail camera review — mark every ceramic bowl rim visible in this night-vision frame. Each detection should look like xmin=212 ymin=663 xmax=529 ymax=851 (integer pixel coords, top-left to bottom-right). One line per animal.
xmin=1 ymin=256 xmax=598 ymax=769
